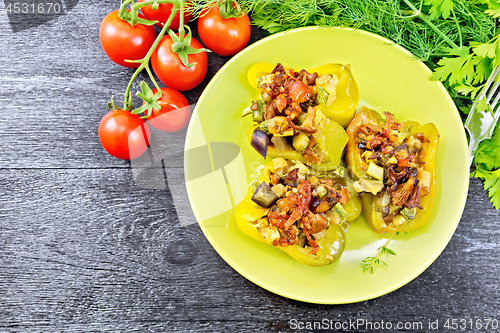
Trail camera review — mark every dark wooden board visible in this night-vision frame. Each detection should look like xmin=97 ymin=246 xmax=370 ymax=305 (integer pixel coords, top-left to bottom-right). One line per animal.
xmin=1 ymin=0 xmax=499 ymax=332
xmin=1 ymin=170 xmax=499 ymax=332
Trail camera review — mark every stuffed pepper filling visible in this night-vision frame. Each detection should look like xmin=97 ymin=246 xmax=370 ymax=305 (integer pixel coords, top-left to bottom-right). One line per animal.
xmin=250 ymin=158 xmax=352 ymax=256
xmin=352 ymin=112 xmax=432 ymax=226
xmin=244 ymin=63 xmax=348 ymax=168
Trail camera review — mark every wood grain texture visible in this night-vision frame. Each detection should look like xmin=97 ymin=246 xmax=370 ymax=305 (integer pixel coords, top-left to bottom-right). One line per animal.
xmin=1 ymin=170 xmax=499 ymax=332
xmin=0 ymin=0 xmax=499 ymax=332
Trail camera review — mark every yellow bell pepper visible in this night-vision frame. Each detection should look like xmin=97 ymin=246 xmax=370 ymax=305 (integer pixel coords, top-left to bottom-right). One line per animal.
xmin=234 ymin=160 xmax=362 ymax=266
xmin=345 ymin=106 xmax=439 ymax=233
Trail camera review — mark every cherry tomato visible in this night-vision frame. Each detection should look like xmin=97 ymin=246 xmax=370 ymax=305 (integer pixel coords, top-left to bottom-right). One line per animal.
xmin=151 ymin=35 xmax=208 ymax=91
xmin=146 ymin=88 xmax=191 ymax=132
xmin=138 ymin=0 xmax=192 ymax=30
xmin=198 ymin=4 xmax=251 ymax=56
xmin=98 ymin=109 xmax=151 ymax=160
xmin=99 ymin=9 xmax=157 ymax=68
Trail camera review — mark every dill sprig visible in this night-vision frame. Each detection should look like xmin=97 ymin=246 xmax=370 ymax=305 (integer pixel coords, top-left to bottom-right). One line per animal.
xmin=239 ymin=0 xmax=495 ymax=57
xmin=361 ymin=232 xmax=397 ymax=274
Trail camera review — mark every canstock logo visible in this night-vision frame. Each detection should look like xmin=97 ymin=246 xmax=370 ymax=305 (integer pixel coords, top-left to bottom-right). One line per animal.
xmin=3 ymin=0 xmax=79 ymax=32
xmin=131 ymin=109 xmax=248 ymax=227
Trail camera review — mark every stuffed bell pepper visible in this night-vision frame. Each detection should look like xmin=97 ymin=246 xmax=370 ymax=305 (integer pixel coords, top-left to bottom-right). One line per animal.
xmin=246 ymin=62 xmax=360 ymax=127
xmin=243 ymin=63 xmax=359 ymax=171
xmin=234 ymin=158 xmax=362 ymax=267
xmin=345 ymin=106 xmax=439 ymax=233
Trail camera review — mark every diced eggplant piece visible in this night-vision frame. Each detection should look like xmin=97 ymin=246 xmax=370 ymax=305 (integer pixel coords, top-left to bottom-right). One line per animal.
xmin=251 ymin=182 xmax=279 ymax=208
xmin=251 ymin=129 xmax=269 ymax=159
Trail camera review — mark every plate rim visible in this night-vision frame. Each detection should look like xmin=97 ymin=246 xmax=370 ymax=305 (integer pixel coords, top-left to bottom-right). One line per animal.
xmin=185 ymin=26 xmax=470 ymax=304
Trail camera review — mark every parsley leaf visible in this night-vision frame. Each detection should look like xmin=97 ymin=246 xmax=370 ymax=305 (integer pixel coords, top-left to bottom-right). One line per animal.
xmin=455 ymin=83 xmax=482 ymax=99
xmin=430 ymin=47 xmax=477 ymax=85
xmin=424 ymin=0 xmax=454 ymax=20
xmin=472 ymin=42 xmax=497 ymax=58
xmin=486 ymin=0 xmax=500 ymax=17
xmin=474 ymin=56 xmax=494 ymax=84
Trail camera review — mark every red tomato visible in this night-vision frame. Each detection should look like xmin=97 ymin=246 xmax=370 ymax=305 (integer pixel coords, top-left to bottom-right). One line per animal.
xmin=151 ymin=35 xmax=208 ymax=91
xmin=146 ymin=88 xmax=191 ymax=132
xmin=138 ymin=0 xmax=192 ymax=30
xmin=99 ymin=9 xmax=157 ymax=68
xmin=198 ymin=4 xmax=251 ymax=56
xmin=98 ymin=109 xmax=151 ymax=160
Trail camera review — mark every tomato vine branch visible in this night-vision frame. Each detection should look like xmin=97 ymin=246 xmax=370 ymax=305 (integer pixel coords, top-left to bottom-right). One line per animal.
xmin=121 ymin=4 xmax=179 ymax=111
xmin=114 ymin=0 xmax=184 ymax=112
xmin=112 ymin=0 xmax=207 ymax=112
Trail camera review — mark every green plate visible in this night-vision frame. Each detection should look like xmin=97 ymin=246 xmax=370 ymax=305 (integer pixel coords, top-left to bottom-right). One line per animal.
xmin=185 ymin=27 xmax=469 ymax=304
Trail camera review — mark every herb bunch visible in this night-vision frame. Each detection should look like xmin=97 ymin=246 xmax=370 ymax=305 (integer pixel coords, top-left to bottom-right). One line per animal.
xmin=361 ymin=233 xmax=397 ymax=274
xmin=191 ymin=0 xmax=500 ymax=208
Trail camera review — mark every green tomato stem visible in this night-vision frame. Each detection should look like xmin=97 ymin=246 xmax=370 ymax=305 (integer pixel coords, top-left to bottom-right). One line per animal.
xmin=145 ymin=65 xmax=162 ymax=93
xmin=218 ymin=0 xmax=242 ymax=19
xmin=119 ymin=0 xmax=131 ymax=20
xmin=122 ymin=3 xmax=180 ymax=110
xmin=178 ymin=0 xmax=185 ymax=42
xmin=225 ymin=0 xmax=232 ymax=16
xmin=137 ymin=92 xmax=152 ymax=103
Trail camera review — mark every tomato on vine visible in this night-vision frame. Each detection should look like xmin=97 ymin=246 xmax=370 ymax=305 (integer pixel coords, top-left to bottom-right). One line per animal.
xmin=138 ymin=0 xmax=193 ymax=30
xmin=151 ymin=28 xmax=208 ymax=91
xmin=98 ymin=0 xmax=209 ymax=159
xmin=145 ymin=88 xmax=191 ymax=132
xmin=198 ymin=1 xmax=250 ymax=56
xmin=98 ymin=109 xmax=151 ymax=160
xmin=99 ymin=9 xmax=157 ymax=68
